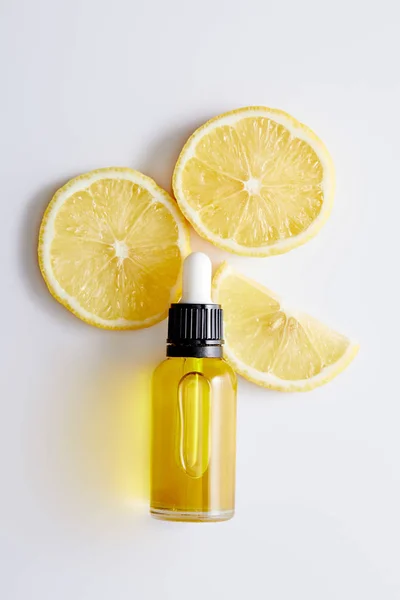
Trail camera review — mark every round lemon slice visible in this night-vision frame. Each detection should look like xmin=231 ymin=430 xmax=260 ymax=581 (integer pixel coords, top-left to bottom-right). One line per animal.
xmin=38 ymin=168 xmax=190 ymax=329
xmin=212 ymin=264 xmax=358 ymax=391
xmin=173 ymin=106 xmax=334 ymax=257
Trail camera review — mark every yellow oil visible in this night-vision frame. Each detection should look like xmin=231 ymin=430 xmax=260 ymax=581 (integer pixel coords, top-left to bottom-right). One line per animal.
xmin=150 ymin=357 xmax=237 ymax=522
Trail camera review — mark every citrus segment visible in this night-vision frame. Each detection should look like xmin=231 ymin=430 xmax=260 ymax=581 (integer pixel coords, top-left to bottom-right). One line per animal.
xmin=212 ymin=264 xmax=358 ymax=391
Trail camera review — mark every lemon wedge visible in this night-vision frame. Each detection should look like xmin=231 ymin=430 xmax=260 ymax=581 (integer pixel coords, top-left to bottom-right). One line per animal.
xmin=38 ymin=168 xmax=190 ymax=329
xmin=212 ymin=264 xmax=358 ymax=391
xmin=173 ymin=106 xmax=334 ymax=257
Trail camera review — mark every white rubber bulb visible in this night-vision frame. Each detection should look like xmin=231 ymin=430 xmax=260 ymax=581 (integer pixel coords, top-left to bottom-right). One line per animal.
xmin=180 ymin=252 xmax=213 ymax=304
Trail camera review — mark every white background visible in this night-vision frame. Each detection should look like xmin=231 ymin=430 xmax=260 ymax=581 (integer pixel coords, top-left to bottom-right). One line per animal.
xmin=1 ymin=0 xmax=400 ymax=598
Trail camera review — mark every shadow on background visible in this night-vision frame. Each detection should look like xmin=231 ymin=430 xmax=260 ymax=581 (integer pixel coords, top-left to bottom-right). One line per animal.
xmin=18 ymin=176 xmax=85 ymax=327
xmin=137 ymin=117 xmax=212 ymax=193
xmin=76 ymin=358 xmax=153 ymax=507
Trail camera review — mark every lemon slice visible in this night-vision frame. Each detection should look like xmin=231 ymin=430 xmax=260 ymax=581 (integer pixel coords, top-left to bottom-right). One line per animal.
xmin=173 ymin=106 xmax=334 ymax=257
xmin=212 ymin=264 xmax=358 ymax=391
xmin=38 ymin=168 xmax=190 ymax=329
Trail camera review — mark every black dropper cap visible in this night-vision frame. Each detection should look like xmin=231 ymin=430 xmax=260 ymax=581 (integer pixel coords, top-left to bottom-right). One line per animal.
xmin=166 ymin=253 xmax=223 ymax=358
xmin=167 ymin=303 xmax=223 ymax=357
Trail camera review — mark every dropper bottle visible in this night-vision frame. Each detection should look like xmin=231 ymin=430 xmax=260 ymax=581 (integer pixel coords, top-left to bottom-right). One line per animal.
xmin=150 ymin=252 xmax=237 ymax=522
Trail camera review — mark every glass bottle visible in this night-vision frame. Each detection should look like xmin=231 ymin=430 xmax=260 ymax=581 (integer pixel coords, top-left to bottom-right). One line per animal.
xmin=150 ymin=253 xmax=237 ymax=522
